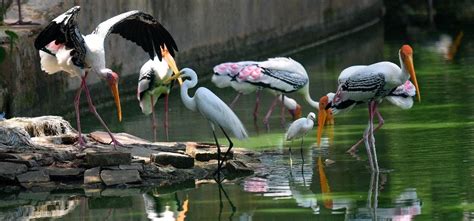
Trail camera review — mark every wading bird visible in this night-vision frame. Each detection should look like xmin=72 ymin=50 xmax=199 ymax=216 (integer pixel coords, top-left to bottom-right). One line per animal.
xmin=34 ymin=6 xmax=179 ymax=148
xmin=167 ymin=68 xmax=248 ymax=179
xmin=137 ymin=56 xmax=182 ymax=142
xmin=316 ymin=45 xmax=421 ymax=172
xmin=285 ymin=112 xmax=315 ymax=165
xmin=213 ymin=58 xmax=320 ymax=125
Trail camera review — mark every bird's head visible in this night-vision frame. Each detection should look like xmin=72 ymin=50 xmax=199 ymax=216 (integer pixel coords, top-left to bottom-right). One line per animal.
xmin=307 ymin=112 xmax=316 ymax=121
xmin=103 ymin=69 xmax=122 ymax=122
xmin=161 ymin=45 xmax=181 ymax=85
xmin=399 ymin=45 xmax=420 ymax=102
xmin=316 ymin=95 xmax=330 ymax=147
xmin=288 ymin=104 xmax=303 ymax=120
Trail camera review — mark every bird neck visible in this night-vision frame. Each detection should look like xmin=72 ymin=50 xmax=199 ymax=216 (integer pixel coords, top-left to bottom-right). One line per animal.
xmin=279 ymin=95 xmax=297 ymax=110
xmin=180 ymin=69 xmax=198 ymax=112
xmin=302 ymin=85 xmax=319 ymax=109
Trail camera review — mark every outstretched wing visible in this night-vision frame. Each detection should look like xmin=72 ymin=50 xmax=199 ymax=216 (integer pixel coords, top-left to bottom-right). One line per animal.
xmin=34 ymin=6 xmax=87 ymax=68
xmin=93 ymin=11 xmax=178 ymax=61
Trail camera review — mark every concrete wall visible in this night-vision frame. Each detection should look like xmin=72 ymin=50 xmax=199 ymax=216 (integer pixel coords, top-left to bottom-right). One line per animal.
xmin=0 ymin=0 xmax=383 ymax=117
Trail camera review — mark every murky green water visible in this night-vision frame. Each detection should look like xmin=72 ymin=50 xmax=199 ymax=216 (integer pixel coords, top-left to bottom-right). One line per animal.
xmin=2 ymin=23 xmax=474 ymax=220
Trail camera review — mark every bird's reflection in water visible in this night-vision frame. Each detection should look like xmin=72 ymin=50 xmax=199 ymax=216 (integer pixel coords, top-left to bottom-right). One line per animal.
xmin=217 ymin=183 xmax=237 ymax=221
xmin=142 ymin=192 xmax=189 ymax=221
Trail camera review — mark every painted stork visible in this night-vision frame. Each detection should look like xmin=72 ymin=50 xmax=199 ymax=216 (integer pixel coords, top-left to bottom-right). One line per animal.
xmin=34 ymin=6 xmax=179 ymax=148
xmin=167 ymin=68 xmax=248 ymax=180
xmin=212 ymin=57 xmax=319 ymax=125
xmin=316 ymin=45 xmax=421 ymax=172
xmin=137 ymin=56 xmax=182 ymax=142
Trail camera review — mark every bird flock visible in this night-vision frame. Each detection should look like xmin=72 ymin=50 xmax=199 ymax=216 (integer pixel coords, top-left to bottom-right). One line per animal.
xmin=34 ymin=6 xmax=421 ymax=178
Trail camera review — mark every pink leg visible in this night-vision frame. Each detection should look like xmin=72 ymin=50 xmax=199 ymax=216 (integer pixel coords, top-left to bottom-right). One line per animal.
xmin=347 ymin=103 xmax=385 ymax=153
xmin=74 ymin=77 xmax=86 ymax=148
xmin=253 ymin=90 xmax=261 ymax=121
xmin=370 ymin=101 xmax=380 ymax=172
xmin=82 ymin=75 xmax=122 ymax=148
xmin=263 ymin=96 xmax=280 ymax=125
xmin=164 ymin=93 xmax=169 ymax=141
xmin=280 ymin=95 xmax=286 ymax=127
xmin=151 ymin=95 xmax=157 ymax=142
xmin=229 ymin=93 xmax=242 ymax=108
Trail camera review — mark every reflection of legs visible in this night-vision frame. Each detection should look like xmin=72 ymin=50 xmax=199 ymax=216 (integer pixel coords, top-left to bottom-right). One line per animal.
xmin=164 ymin=93 xmax=169 ymax=141
xmin=83 ymin=77 xmax=122 ymax=147
xmin=150 ymin=95 xmax=157 ymax=142
xmin=289 ymin=141 xmax=293 ymax=169
xmin=229 ymin=93 xmax=242 ymax=108
xmin=74 ymin=77 xmax=86 ymax=148
xmin=263 ymin=96 xmax=280 ymax=125
xmin=347 ymin=103 xmax=384 ymax=153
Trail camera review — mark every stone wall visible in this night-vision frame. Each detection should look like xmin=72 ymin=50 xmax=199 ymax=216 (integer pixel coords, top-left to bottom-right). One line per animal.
xmin=0 ymin=0 xmax=383 ymax=117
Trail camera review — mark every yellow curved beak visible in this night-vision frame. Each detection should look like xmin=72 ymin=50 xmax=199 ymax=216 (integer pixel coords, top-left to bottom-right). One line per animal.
xmin=316 ymin=109 xmax=327 ymax=147
xmin=110 ymin=82 xmax=122 ymax=122
xmin=162 ymin=46 xmax=182 ymax=85
xmin=404 ymin=55 xmax=421 ymax=102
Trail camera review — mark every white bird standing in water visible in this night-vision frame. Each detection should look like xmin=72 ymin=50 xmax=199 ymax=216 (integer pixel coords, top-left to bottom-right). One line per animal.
xmin=317 ymin=45 xmax=421 ymax=172
xmin=137 ymin=57 xmax=182 ymax=142
xmin=285 ymin=112 xmax=315 ymax=165
xmin=34 ymin=6 xmax=179 ymax=148
xmin=166 ymin=68 xmax=248 ymax=179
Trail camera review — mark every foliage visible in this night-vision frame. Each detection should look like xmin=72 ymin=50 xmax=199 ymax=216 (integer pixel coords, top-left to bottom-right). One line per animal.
xmin=0 ymin=29 xmax=19 ymax=63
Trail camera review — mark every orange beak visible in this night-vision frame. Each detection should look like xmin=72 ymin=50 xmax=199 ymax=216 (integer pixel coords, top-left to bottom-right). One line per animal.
xmin=404 ymin=54 xmax=421 ymax=102
xmin=161 ymin=46 xmax=182 ymax=85
xmin=316 ymin=107 xmax=327 ymax=147
xmin=109 ymin=81 xmax=122 ymax=122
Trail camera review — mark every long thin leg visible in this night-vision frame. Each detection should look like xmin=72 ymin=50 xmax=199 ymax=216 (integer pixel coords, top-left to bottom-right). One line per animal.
xmin=253 ymin=90 xmax=261 ymax=121
xmin=218 ymin=126 xmax=234 ymax=170
xmin=263 ymin=96 xmax=280 ymax=125
xmin=365 ymin=102 xmax=375 ymax=171
xmin=300 ymin=137 xmax=304 ymax=164
xmin=347 ymin=105 xmax=385 ymax=153
xmin=150 ymin=95 xmax=157 ymax=142
xmin=229 ymin=93 xmax=242 ymax=108
xmin=371 ymin=102 xmax=380 ymax=172
xmin=164 ymin=93 xmax=169 ymax=141
xmin=74 ymin=77 xmax=86 ymax=148
xmin=280 ymin=95 xmax=286 ymax=126
xmin=82 ymin=77 xmax=122 ymax=147
xmin=211 ymin=128 xmax=222 ymax=181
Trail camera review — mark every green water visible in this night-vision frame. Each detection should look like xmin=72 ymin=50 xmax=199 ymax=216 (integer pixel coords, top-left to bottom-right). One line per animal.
xmin=2 ymin=23 xmax=474 ymax=220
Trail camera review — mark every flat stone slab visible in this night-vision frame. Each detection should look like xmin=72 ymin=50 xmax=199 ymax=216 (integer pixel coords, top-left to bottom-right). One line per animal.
xmin=119 ymin=164 xmax=143 ymax=171
xmin=225 ymin=160 xmax=254 ymax=176
xmin=151 ymin=152 xmax=194 ymax=169
xmin=16 ymin=170 xmax=50 ymax=183
xmin=186 ymin=143 xmax=233 ymax=162
xmin=0 ymin=162 xmax=28 ymax=181
xmin=46 ymin=167 xmax=84 ymax=178
xmin=85 ymin=152 xmax=131 ymax=167
xmin=90 ymin=131 xmax=149 ymax=145
xmin=100 ymin=169 xmax=141 ymax=186
xmin=84 ymin=167 xmax=101 ymax=184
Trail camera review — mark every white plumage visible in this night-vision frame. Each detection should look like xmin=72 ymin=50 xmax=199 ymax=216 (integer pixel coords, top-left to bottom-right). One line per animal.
xmin=286 ymin=112 xmax=315 ymax=141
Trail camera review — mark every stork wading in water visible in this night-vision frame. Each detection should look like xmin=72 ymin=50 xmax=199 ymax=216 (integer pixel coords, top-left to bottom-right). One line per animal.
xmin=316 ymin=45 xmax=421 ymax=172
xmin=213 ymin=58 xmax=320 ymax=125
xmin=285 ymin=112 xmax=315 ymax=166
xmin=166 ymin=68 xmax=248 ymax=180
xmin=137 ymin=56 xmax=182 ymax=142
xmin=34 ymin=6 xmax=179 ymax=148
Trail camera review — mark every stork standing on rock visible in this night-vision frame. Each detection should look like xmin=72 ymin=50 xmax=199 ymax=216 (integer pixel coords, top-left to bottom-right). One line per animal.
xmin=34 ymin=6 xmax=179 ymax=148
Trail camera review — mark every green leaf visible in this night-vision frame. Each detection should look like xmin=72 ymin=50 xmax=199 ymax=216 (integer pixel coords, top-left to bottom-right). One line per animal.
xmin=5 ymin=30 xmax=19 ymax=53
xmin=0 ymin=47 xmax=5 ymax=63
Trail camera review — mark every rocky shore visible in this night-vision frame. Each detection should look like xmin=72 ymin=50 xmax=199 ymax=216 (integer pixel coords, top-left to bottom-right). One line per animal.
xmin=0 ymin=116 xmax=262 ymax=191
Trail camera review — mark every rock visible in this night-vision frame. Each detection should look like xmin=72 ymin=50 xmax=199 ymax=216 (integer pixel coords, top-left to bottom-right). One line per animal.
xmin=186 ymin=143 xmax=233 ymax=162
xmin=0 ymin=162 xmax=28 ymax=181
xmin=225 ymin=160 xmax=254 ymax=176
xmin=89 ymin=131 xmax=149 ymax=145
xmin=119 ymin=163 xmax=143 ymax=172
xmin=46 ymin=167 xmax=84 ymax=178
xmin=100 ymin=170 xmax=141 ymax=186
xmin=85 ymin=152 xmax=131 ymax=167
xmin=84 ymin=167 xmax=102 ymax=184
xmin=16 ymin=170 xmax=50 ymax=183
xmin=151 ymin=152 xmax=194 ymax=169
